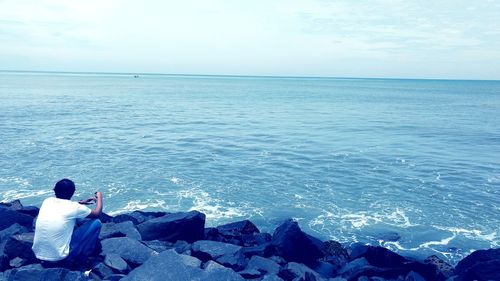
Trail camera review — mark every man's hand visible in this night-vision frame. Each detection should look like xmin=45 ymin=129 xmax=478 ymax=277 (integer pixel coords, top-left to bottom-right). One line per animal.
xmin=78 ymin=197 xmax=96 ymax=205
xmin=95 ymin=191 xmax=102 ymax=199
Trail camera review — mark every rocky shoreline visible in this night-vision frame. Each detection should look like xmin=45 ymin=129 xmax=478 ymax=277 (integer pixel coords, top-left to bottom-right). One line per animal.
xmin=0 ymin=200 xmax=498 ymax=281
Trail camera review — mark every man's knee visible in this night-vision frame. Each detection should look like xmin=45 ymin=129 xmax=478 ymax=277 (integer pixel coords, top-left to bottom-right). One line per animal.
xmin=89 ymin=219 xmax=102 ymax=231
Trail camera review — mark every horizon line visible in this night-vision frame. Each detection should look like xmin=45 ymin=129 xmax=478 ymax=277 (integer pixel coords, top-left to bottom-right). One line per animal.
xmin=1 ymin=69 xmax=499 ymax=82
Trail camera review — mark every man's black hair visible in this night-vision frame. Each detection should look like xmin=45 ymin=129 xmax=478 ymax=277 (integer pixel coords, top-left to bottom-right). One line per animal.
xmin=53 ymin=178 xmax=76 ymax=200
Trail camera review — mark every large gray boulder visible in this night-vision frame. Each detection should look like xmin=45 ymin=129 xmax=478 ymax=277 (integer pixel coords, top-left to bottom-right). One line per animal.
xmin=246 ymin=255 xmax=280 ymax=275
xmin=0 ymin=208 xmax=34 ymax=231
xmin=99 ymin=221 xmax=142 ymax=240
xmin=1 ymin=264 xmax=87 ymax=281
xmin=137 ymin=211 xmax=205 ymax=242
xmin=122 ymin=249 xmax=244 ymax=281
xmin=101 ymin=237 xmax=157 ymax=265
xmin=191 ymin=240 xmax=246 ymax=270
xmin=271 ymin=219 xmax=324 ymax=265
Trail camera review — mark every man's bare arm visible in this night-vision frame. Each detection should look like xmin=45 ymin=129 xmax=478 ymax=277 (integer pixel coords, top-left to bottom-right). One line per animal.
xmin=87 ymin=191 xmax=103 ymax=218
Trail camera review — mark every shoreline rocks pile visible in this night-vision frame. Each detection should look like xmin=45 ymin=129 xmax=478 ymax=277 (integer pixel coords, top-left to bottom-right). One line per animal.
xmin=0 ymin=200 xmax=499 ymax=281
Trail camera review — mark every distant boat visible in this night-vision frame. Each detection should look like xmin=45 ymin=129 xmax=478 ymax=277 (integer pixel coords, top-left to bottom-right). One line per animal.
xmin=134 ymin=75 xmax=139 ymax=78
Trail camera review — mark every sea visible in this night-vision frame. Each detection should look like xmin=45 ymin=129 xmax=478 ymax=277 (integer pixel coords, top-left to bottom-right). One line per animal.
xmin=0 ymin=71 xmax=499 ymax=264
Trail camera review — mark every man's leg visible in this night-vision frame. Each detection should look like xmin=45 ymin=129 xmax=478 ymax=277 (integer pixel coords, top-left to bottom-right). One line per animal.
xmin=67 ymin=219 xmax=102 ymax=261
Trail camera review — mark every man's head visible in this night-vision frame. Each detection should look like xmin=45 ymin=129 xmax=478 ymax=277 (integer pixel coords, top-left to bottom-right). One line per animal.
xmin=53 ymin=178 xmax=76 ymax=200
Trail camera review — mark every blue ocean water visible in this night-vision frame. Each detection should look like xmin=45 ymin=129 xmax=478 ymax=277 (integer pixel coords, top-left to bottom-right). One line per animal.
xmin=0 ymin=71 xmax=499 ymax=264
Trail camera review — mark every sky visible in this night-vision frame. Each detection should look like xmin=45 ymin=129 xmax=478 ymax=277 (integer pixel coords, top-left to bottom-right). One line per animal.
xmin=1 ymin=0 xmax=500 ymax=79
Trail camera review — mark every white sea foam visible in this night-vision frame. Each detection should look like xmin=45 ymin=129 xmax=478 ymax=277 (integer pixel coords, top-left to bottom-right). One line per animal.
xmin=108 ymin=199 xmax=167 ymax=215
xmin=1 ymin=189 xmax=51 ymax=202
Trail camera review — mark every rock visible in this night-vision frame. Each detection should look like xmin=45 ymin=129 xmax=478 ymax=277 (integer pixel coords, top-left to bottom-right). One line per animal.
xmin=279 ymin=262 xmax=325 ymax=281
xmin=103 ymin=274 xmax=127 ymax=281
xmin=238 ymin=268 xmax=262 ymax=279
xmin=216 ymin=250 xmax=247 ymax=271
xmin=100 ymin=237 xmax=157 ymax=266
xmin=2 ymin=264 xmax=86 ymax=281
xmin=242 ymin=232 xmax=272 ymax=246
xmin=405 ymin=271 xmax=425 ymax=281
xmin=269 ymin=255 xmax=287 ymax=265
xmin=423 ymin=255 xmax=453 ymax=278
xmin=191 ymin=240 xmax=242 ymax=261
xmin=0 ymin=200 xmax=23 ymax=210
xmin=355 ymin=246 xmax=408 ymax=268
xmin=357 ymin=276 xmax=369 ymax=281
xmin=321 ymin=240 xmax=349 ymax=269
xmin=217 ymin=220 xmax=260 ymax=236
xmin=92 ymin=262 xmax=115 ymax=279
xmin=349 ymin=243 xmax=369 ymax=260
xmin=122 ymin=249 xmax=244 ymax=281
xmin=3 ymin=233 xmax=37 ymax=262
xmin=338 ymin=258 xmax=371 ymax=278
xmin=271 ymin=219 xmax=324 ymax=266
xmin=98 ymin=213 xmax=114 ymax=223
xmin=455 ymin=258 xmax=500 ymax=281
xmin=239 ymin=243 xmax=274 ymax=258
xmin=9 ymin=257 xmax=26 ymax=268
xmin=0 ymin=254 xmax=9 ymax=272
xmin=112 ymin=211 xmax=168 ymax=225
xmin=0 ymin=208 xmax=34 ymax=231
xmin=454 ymin=248 xmax=500 ymax=276
xmin=313 ymin=261 xmax=337 ymax=278
xmin=174 ymin=240 xmax=191 ymax=254
xmin=0 ymin=223 xmax=28 ymax=242
xmin=137 ymin=211 xmax=205 ymax=242
xmin=191 ymin=240 xmax=246 ymax=270
xmin=203 ymin=260 xmax=245 ymax=280
xmin=17 ymin=206 xmax=40 ymax=217
xmin=99 ymin=221 xmax=142 ymax=240
xmin=262 ymin=274 xmax=285 ymax=281
xmin=246 ymin=255 xmax=280 ymax=275
xmin=104 ymin=253 xmax=129 ymax=273
xmin=143 ymin=240 xmax=172 ymax=253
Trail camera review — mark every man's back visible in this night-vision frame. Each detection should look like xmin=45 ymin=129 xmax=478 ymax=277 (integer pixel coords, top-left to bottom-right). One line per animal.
xmin=32 ymin=197 xmax=91 ymax=261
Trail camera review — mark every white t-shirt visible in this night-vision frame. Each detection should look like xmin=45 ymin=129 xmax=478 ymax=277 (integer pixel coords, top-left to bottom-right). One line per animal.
xmin=32 ymin=197 xmax=91 ymax=261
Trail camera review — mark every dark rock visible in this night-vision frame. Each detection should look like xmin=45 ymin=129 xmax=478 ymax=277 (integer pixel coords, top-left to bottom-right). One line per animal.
xmin=3 ymin=233 xmax=37 ymax=262
xmin=0 ymin=223 xmax=28 ymax=242
xmin=455 ymin=258 xmax=500 ymax=281
xmin=269 ymin=255 xmax=287 ymax=265
xmin=217 ymin=220 xmax=260 ymax=236
xmin=0 ymin=208 xmax=34 ymax=231
xmin=137 ymin=211 xmax=205 ymax=242
xmin=454 ymin=248 xmax=500 ymax=276
xmin=246 ymin=255 xmax=280 ymax=275
xmin=143 ymin=240 xmax=172 ymax=253
xmin=0 ymin=200 xmax=23 ymax=210
xmin=103 ymin=274 xmax=127 ymax=281
xmin=2 ymin=264 xmax=86 ymax=281
xmin=204 ymin=227 xmax=221 ymax=241
xmin=104 ymin=253 xmax=129 ymax=274
xmin=339 ymin=258 xmax=370 ymax=278
xmin=174 ymin=240 xmax=191 ymax=254
xmin=271 ymin=219 xmax=324 ymax=266
xmin=423 ymin=255 xmax=453 ymax=278
xmin=279 ymin=262 xmax=324 ymax=281
xmin=321 ymin=240 xmax=349 ymax=269
xmin=100 ymin=237 xmax=157 ymax=265
xmin=113 ymin=211 xmax=168 ymax=225
xmin=99 ymin=221 xmax=142 ymax=240
xmin=357 ymin=276 xmax=370 ymax=281
xmin=238 ymin=268 xmax=262 ymax=279
xmin=203 ymin=260 xmax=246 ymax=280
xmin=122 ymin=249 xmax=244 ymax=281
xmin=262 ymin=274 xmax=285 ymax=281
xmin=405 ymin=271 xmax=425 ymax=281
xmin=402 ymin=260 xmax=446 ymax=281
xmin=240 ymin=243 xmax=274 ymax=258
xmin=0 ymin=254 xmax=9 ymax=271
xmin=17 ymin=206 xmax=40 ymax=217
xmin=313 ymin=261 xmax=337 ymax=278
xmin=357 ymin=246 xmax=408 ymax=268
xmin=191 ymin=240 xmax=242 ymax=261
xmin=92 ymin=262 xmax=115 ymax=279
xmin=242 ymin=232 xmax=272 ymax=246
xmin=191 ymin=240 xmax=246 ymax=270
xmin=216 ymin=250 xmax=247 ymax=271
xmin=349 ymin=243 xmax=369 ymax=260
xmin=98 ymin=213 xmax=114 ymax=223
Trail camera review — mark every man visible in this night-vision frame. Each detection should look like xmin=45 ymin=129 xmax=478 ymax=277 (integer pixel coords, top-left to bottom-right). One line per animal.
xmin=32 ymin=179 xmax=103 ymax=266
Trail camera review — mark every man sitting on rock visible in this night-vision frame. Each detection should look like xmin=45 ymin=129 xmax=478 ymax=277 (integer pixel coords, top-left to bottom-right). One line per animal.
xmin=32 ymin=178 xmax=103 ymax=267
